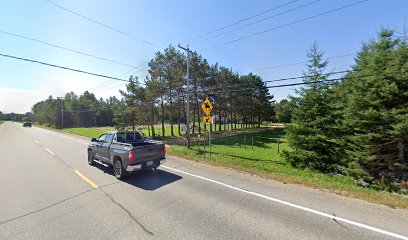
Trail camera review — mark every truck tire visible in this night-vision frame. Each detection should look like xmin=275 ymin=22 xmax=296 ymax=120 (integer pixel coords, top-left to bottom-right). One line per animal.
xmin=114 ymin=159 xmax=128 ymax=180
xmin=88 ymin=150 xmax=95 ymax=166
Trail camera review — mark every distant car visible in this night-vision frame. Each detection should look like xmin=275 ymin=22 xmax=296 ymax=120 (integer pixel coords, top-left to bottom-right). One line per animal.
xmin=23 ymin=121 xmax=32 ymax=127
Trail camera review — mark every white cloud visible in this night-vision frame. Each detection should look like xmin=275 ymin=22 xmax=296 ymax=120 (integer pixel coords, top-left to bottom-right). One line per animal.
xmin=0 ymin=87 xmax=40 ymax=113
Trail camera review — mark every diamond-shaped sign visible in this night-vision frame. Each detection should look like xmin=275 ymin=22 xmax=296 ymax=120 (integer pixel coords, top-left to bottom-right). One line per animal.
xmin=201 ymin=98 xmax=213 ymax=116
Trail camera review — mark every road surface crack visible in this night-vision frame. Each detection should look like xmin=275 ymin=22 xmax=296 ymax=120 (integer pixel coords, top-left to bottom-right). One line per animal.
xmin=332 ymin=213 xmax=349 ymax=229
xmin=100 ymin=188 xmax=154 ymax=236
xmin=0 ymin=182 xmax=119 ymax=226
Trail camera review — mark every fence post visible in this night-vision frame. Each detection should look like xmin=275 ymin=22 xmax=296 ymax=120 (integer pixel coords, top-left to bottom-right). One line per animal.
xmin=251 ymin=136 xmax=254 ymax=150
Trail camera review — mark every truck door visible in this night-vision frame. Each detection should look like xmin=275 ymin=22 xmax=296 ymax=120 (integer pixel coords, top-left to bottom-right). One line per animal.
xmin=94 ymin=133 xmax=107 ymax=160
xmin=100 ymin=133 xmax=113 ymax=163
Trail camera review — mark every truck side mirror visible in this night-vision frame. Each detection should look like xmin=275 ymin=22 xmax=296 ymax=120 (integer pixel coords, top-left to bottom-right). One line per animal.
xmin=91 ymin=138 xmax=97 ymax=142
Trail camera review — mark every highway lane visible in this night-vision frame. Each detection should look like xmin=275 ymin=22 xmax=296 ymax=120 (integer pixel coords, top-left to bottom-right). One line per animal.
xmin=1 ymin=121 xmax=408 ymax=240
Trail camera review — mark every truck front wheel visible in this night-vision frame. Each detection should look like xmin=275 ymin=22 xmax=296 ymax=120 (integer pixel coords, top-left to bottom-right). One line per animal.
xmin=88 ymin=150 xmax=95 ymax=166
xmin=114 ymin=159 xmax=128 ymax=180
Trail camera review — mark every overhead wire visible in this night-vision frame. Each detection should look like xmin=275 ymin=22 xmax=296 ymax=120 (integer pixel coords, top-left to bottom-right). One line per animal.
xmin=204 ymin=0 xmax=369 ymax=50
xmin=0 ymin=52 xmax=129 ymax=82
xmin=0 ymin=29 xmax=142 ymax=69
xmin=43 ymin=0 xmax=164 ymax=49
xmin=248 ymin=53 xmax=355 ymax=71
xmin=190 ymin=0 xmax=321 ymax=46
xmin=183 ymin=0 xmax=301 ymax=44
xmin=90 ymin=61 xmax=148 ymax=91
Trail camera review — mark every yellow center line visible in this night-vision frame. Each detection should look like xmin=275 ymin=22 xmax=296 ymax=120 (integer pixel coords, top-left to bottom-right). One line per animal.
xmin=34 ymin=140 xmax=40 ymax=144
xmin=74 ymin=170 xmax=99 ymax=189
xmin=44 ymin=148 xmax=55 ymax=156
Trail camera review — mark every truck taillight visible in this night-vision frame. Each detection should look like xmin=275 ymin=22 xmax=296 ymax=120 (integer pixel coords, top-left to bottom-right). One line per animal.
xmin=129 ymin=150 xmax=135 ymax=162
xmin=163 ymin=146 xmax=166 ymax=156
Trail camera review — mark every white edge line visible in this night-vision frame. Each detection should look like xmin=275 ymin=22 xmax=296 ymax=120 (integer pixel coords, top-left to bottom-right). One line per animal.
xmin=162 ymin=165 xmax=408 ymax=240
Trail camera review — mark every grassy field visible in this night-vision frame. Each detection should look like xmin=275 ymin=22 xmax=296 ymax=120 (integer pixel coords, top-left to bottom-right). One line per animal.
xmin=169 ymin=128 xmax=408 ymax=208
xmin=61 ymin=127 xmax=110 ymax=138
xmin=61 ymin=126 xmax=184 ymax=139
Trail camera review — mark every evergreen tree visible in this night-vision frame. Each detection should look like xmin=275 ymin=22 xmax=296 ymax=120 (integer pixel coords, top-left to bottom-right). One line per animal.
xmin=284 ymin=41 xmax=346 ymax=172
xmin=341 ymin=29 xmax=408 ymax=187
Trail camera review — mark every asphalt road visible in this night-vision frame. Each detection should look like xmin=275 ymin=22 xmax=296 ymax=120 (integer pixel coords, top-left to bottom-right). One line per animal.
xmin=1 ymin=121 xmax=408 ymax=240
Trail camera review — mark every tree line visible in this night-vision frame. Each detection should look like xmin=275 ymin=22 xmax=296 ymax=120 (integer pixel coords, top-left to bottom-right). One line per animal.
xmin=29 ymin=47 xmax=274 ymax=134
xmin=116 ymin=46 xmax=274 ymax=137
xmin=284 ymin=29 xmax=407 ymax=192
xmin=31 ymin=92 xmax=124 ymax=128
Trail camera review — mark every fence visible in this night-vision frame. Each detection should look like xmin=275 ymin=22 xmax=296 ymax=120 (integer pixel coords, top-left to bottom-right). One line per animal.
xmin=191 ymin=133 xmax=285 ymax=161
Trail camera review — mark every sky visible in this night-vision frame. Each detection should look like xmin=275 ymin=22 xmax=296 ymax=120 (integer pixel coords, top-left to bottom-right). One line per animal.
xmin=0 ymin=0 xmax=407 ymax=113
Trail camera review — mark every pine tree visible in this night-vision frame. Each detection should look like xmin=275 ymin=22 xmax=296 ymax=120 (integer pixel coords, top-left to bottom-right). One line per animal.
xmin=284 ymin=41 xmax=346 ymax=172
xmin=341 ymin=29 xmax=408 ymax=187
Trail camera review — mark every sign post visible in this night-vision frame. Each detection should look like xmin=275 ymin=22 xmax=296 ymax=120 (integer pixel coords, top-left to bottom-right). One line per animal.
xmin=202 ymin=97 xmax=214 ymax=160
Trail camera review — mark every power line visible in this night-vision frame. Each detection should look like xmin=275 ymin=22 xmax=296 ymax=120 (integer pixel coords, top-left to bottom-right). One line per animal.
xmin=43 ymin=0 xmax=163 ymax=49
xmin=94 ymin=66 xmax=150 ymax=93
xmin=202 ymin=74 xmax=376 ymax=94
xmin=206 ymin=0 xmax=369 ymax=50
xmin=0 ymin=52 xmax=129 ymax=82
xmin=0 ymin=30 xmax=142 ymax=69
xmin=198 ymin=70 xmax=355 ymax=93
xmin=94 ymin=70 xmax=149 ymax=94
xmin=90 ymin=62 xmax=148 ymax=91
xmin=249 ymin=53 xmax=355 ymax=71
xmin=190 ymin=0 xmax=321 ymax=46
xmin=264 ymin=70 xmax=353 ymax=83
xmin=183 ymin=0 xmax=301 ymax=44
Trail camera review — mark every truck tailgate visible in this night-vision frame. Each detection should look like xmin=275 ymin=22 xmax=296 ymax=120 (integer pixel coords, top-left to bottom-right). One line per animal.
xmin=133 ymin=144 xmax=164 ymax=162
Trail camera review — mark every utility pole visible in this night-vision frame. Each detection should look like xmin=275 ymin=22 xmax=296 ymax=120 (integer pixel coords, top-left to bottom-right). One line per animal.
xmin=61 ymin=103 xmax=64 ymax=128
xmin=178 ymin=44 xmax=193 ymax=149
xmin=58 ymin=97 xmax=64 ymax=129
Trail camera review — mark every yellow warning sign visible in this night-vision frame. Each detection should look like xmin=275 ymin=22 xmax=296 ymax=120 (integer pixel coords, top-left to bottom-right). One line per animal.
xmin=203 ymin=116 xmax=213 ymax=124
xmin=201 ymin=98 xmax=213 ymax=116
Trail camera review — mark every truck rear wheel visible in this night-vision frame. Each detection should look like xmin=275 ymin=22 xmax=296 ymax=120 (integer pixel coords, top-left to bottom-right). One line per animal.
xmin=114 ymin=159 xmax=128 ymax=180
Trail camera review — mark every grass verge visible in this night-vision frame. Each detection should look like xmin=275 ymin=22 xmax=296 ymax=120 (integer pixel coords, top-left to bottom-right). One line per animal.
xmin=61 ymin=127 xmax=108 ymax=138
xmin=168 ymin=129 xmax=408 ymax=208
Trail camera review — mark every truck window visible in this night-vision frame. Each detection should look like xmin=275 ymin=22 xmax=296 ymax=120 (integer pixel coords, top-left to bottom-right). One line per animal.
xmin=105 ymin=133 xmax=114 ymax=143
xmin=116 ymin=132 xmax=143 ymax=142
xmin=97 ymin=134 xmax=107 ymax=142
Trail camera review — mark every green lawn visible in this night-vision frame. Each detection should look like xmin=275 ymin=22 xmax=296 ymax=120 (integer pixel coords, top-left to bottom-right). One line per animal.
xmin=0 ymin=121 xmax=4 ymax=125
xmin=61 ymin=127 xmax=109 ymax=138
xmin=169 ymin=129 xmax=408 ymax=208
xmin=60 ymin=125 xmax=186 ymax=139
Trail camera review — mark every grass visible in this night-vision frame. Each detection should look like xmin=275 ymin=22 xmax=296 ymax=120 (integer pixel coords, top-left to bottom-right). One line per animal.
xmin=61 ymin=127 xmax=110 ymax=138
xmin=60 ymin=126 xmax=182 ymax=139
xmin=0 ymin=121 xmax=4 ymax=125
xmin=168 ymin=128 xmax=408 ymax=208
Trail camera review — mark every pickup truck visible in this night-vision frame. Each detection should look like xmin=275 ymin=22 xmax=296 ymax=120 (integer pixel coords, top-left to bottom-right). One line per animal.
xmin=87 ymin=131 xmax=166 ymax=179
